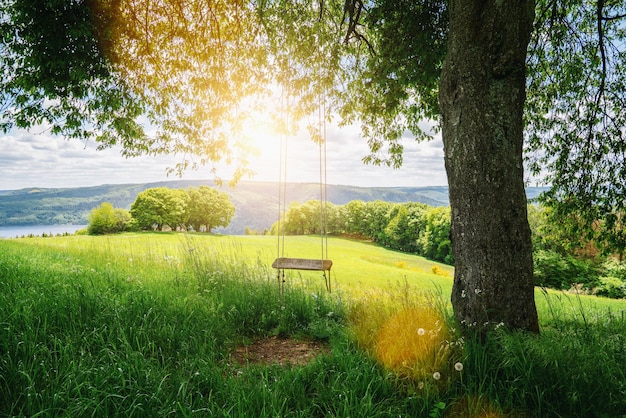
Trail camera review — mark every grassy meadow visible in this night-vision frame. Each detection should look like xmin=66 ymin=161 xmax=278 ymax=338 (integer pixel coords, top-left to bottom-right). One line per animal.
xmin=1 ymin=233 xmax=625 ymax=417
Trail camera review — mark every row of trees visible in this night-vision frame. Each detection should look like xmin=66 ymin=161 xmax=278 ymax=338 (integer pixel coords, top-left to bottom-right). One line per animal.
xmin=88 ymin=186 xmax=235 ymax=234
xmin=267 ymin=200 xmax=454 ymax=265
xmin=266 ymin=199 xmax=626 ymax=298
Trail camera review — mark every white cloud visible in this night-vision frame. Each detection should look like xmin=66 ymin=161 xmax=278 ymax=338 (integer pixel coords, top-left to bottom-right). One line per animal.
xmin=0 ymin=121 xmax=448 ymax=190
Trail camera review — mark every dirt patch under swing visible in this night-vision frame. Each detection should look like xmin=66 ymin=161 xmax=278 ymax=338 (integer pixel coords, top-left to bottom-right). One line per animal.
xmin=231 ymin=336 xmax=329 ymax=366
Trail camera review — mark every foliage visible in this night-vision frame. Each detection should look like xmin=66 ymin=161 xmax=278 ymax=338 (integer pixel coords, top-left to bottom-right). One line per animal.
xmin=0 ymin=0 xmax=145 ymax=151
xmin=595 ymin=258 xmax=626 ymax=299
xmin=339 ymin=0 xmax=447 ymax=167
xmin=527 ymin=203 xmax=586 ymax=255
xmin=533 ymin=249 xmax=600 ymax=290
xmin=529 ymin=203 xmax=626 ymax=298
xmin=186 ymin=186 xmax=235 ymax=232
xmin=419 ymin=206 xmax=453 ymax=265
xmin=362 ymin=200 xmax=395 ymax=242
xmin=526 ymin=1 xmax=626 ymax=258
xmin=129 ymin=186 xmax=236 ymax=232
xmin=383 ymin=203 xmax=428 ymax=252
xmin=130 ymin=187 xmax=189 ymax=231
xmin=87 ymin=202 xmax=132 ymax=235
xmin=274 ymin=199 xmax=453 ymax=265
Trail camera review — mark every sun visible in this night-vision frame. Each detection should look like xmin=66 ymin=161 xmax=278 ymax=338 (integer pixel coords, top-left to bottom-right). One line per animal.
xmin=235 ymin=110 xmax=283 ymax=180
xmin=236 ymin=108 xmax=325 ymax=183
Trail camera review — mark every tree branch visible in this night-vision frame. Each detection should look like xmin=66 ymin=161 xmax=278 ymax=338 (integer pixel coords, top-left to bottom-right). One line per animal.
xmin=341 ymin=0 xmax=374 ymax=54
xmin=602 ymin=13 xmax=626 ymax=21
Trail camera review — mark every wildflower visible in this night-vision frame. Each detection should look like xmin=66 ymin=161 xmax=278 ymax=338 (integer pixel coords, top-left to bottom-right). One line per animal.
xmin=454 ymin=362 xmax=463 ymax=372
xmin=418 ymin=381 xmax=425 ymax=390
xmin=417 ymin=328 xmax=425 ymax=336
xmin=432 ymin=371 xmax=441 ymax=380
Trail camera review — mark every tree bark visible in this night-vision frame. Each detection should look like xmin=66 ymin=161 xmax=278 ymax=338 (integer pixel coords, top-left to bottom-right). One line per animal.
xmin=440 ymin=0 xmax=540 ymax=334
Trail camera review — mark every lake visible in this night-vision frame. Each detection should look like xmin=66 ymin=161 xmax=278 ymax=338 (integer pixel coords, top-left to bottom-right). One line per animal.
xmin=0 ymin=225 xmax=87 ymax=238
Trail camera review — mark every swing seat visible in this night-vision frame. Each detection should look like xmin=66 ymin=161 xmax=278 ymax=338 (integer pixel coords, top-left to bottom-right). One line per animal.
xmin=272 ymin=257 xmax=332 ymax=271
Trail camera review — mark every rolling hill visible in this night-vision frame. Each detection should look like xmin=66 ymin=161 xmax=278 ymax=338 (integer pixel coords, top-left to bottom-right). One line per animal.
xmin=0 ymin=180 xmax=546 ymax=234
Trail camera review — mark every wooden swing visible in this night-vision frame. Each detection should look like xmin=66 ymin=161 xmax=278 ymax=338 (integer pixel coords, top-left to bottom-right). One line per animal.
xmin=272 ymin=87 xmax=333 ymax=293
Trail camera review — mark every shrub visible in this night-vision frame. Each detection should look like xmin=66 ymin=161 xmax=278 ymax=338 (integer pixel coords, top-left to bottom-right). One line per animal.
xmin=87 ymin=202 xmax=132 ymax=235
xmin=594 ymin=259 xmax=626 ymax=298
xmin=533 ymin=250 xmax=599 ymax=290
xmin=595 ymin=276 xmax=626 ymax=299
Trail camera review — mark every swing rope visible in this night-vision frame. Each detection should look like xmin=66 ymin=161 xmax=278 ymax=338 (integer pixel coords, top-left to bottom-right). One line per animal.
xmin=272 ymin=81 xmax=333 ymax=292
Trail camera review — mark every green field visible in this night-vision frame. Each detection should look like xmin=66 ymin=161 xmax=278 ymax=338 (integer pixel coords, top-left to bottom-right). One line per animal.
xmin=5 ymin=232 xmax=455 ymax=291
xmin=1 ymin=233 xmax=625 ymax=417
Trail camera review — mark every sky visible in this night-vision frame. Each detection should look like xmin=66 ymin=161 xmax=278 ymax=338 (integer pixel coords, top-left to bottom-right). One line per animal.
xmin=0 ymin=121 xmax=448 ymax=191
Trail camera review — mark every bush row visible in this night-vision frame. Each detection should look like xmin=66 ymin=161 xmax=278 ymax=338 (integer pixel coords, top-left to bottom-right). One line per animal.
xmin=269 ymin=200 xmax=453 ymax=264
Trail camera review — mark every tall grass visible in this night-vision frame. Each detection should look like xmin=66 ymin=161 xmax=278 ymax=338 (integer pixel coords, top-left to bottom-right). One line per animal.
xmin=0 ymin=236 xmax=445 ymax=417
xmin=459 ymin=289 xmax=626 ymax=417
xmin=1 ymin=234 xmax=626 ymax=417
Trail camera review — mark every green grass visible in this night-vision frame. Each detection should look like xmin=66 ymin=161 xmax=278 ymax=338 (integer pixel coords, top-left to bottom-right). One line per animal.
xmin=9 ymin=233 xmax=454 ymax=294
xmin=1 ymin=233 xmax=625 ymax=417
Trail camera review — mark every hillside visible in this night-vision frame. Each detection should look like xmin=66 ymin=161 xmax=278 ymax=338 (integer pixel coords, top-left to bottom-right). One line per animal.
xmin=0 ymin=180 xmax=546 ymax=234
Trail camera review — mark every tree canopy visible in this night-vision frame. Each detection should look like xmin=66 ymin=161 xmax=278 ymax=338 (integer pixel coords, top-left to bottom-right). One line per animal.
xmin=2 ymin=1 xmax=624 ymax=232
xmin=526 ymin=0 xmax=626 ymax=259
xmin=130 ymin=187 xmax=188 ymax=231
xmin=186 ymin=186 xmax=235 ymax=232
xmin=3 ymin=1 xmax=624 ymax=203
xmin=129 ymin=186 xmax=235 ymax=232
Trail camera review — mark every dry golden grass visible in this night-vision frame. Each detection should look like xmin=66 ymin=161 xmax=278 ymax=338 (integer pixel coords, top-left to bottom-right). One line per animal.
xmin=347 ymin=282 xmax=463 ymax=389
xmin=375 ymin=306 xmax=450 ymax=379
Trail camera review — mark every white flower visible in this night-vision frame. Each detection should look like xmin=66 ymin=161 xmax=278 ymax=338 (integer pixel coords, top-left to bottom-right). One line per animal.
xmin=417 ymin=328 xmax=425 ymax=336
xmin=432 ymin=371 xmax=441 ymax=380
xmin=454 ymin=362 xmax=464 ymax=372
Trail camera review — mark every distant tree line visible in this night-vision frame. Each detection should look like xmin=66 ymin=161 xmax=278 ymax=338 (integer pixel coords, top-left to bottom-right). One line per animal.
xmin=87 ymin=186 xmax=235 ymax=235
xmin=263 ymin=199 xmax=626 ymax=299
xmin=265 ymin=200 xmax=454 ymax=265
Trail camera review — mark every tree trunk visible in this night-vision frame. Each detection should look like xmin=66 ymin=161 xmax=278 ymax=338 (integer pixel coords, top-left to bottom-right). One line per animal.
xmin=439 ymin=0 xmax=539 ymax=334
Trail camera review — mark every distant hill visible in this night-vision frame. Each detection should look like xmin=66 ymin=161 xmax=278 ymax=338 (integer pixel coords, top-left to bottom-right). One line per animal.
xmin=0 ymin=180 xmax=547 ymax=234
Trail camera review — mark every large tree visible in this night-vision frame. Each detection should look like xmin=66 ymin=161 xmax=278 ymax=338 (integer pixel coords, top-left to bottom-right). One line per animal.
xmin=2 ymin=0 xmax=626 ymax=334
xmin=440 ymin=1 xmax=539 ymax=332
xmin=186 ymin=186 xmax=235 ymax=232
xmin=130 ymin=187 xmax=188 ymax=231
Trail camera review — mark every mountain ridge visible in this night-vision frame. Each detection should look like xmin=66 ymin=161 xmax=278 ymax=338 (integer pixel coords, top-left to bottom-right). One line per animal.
xmin=0 ymin=180 xmax=547 ymax=234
